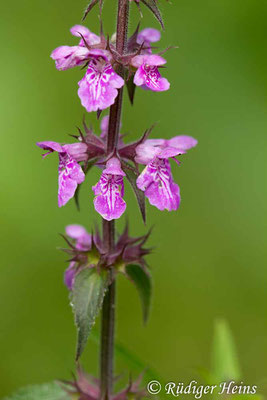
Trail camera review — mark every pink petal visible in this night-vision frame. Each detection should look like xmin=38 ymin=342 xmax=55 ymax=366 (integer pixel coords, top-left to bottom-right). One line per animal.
xmin=103 ymin=157 xmax=125 ymax=176
xmin=137 ymin=28 xmax=161 ymax=44
xmin=167 ymin=135 xmax=198 ymax=151
xmin=135 ymin=142 xmax=162 ymax=164
xmin=36 ymin=141 xmax=63 ymax=153
xmin=64 ymin=262 xmax=76 ymax=290
xmin=58 ymin=154 xmax=85 ymax=207
xmin=51 ymin=46 xmax=90 ymax=70
xmin=132 ymin=54 xmax=166 ymax=68
xmin=66 ymin=224 xmax=87 ymax=239
xmin=70 ymin=25 xmax=100 ymax=46
xmin=78 ymin=59 xmax=124 ymax=112
xmin=137 ymin=158 xmax=180 ymax=211
xmin=134 ymin=64 xmax=170 ymax=92
xmin=159 ymin=146 xmax=186 ymax=159
xmin=92 ymin=174 xmax=126 ymax=220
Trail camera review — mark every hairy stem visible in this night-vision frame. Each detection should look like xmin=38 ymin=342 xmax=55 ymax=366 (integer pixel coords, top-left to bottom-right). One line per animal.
xmin=100 ymin=1 xmax=129 ymax=399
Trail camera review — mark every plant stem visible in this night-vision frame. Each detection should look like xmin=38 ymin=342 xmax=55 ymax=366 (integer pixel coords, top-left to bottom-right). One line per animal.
xmin=100 ymin=1 xmax=129 ymax=399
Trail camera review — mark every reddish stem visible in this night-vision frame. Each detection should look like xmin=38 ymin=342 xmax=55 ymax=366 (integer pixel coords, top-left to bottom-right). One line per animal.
xmin=100 ymin=1 xmax=129 ymax=399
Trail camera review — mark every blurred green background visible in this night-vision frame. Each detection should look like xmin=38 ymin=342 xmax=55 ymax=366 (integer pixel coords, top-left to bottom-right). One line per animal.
xmin=1 ymin=0 xmax=267 ymax=397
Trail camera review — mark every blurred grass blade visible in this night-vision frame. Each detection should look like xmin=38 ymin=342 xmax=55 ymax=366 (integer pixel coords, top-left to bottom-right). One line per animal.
xmin=3 ymin=382 xmax=70 ymax=400
xmin=73 ymin=268 xmax=108 ymax=360
xmin=212 ymin=319 xmax=241 ymax=382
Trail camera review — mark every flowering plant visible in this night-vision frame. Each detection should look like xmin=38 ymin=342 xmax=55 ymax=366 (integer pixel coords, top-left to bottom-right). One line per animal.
xmin=17 ymin=0 xmax=197 ymax=398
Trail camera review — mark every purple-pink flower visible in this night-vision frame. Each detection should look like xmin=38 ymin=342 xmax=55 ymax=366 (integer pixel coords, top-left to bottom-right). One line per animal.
xmin=78 ymin=52 xmax=124 ymax=112
xmin=37 ymin=141 xmax=86 ymax=207
xmin=64 ymin=225 xmax=92 ymax=290
xmin=135 ymin=135 xmax=197 ymax=211
xmin=51 ymin=46 xmax=90 ymax=71
xmin=51 ymin=25 xmax=125 ymax=112
xmin=132 ymin=54 xmax=170 ymax=92
xmin=92 ymin=157 xmax=126 ymax=221
xmin=51 ymin=25 xmax=100 ymax=71
xmin=137 ymin=27 xmax=161 ymax=54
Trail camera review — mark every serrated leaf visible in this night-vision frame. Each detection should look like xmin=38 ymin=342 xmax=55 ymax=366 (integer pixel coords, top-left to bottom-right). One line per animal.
xmin=212 ymin=319 xmax=241 ymax=382
xmin=3 ymin=382 xmax=70 ymax=400
xmin=124 ymin=168 xmax=146 ymax=223
xmin=126 ymin=264 xmax=152 ymax=323
xmin=126 ymin=75 xmax=136 ymax=105
xmin=73 ymin=268 xmax=108 ymax=360
xmin=140 ymin=0 xmax=164 ymax=29
xmin=82 ymin=0 xmax=100 ymax=21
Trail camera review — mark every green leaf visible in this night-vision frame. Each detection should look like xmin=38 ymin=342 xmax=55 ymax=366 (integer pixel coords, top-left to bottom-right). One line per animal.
xmin=140 ymin=0 xmax=164 ymax=29
xmin=124 ymin=168 xmax=146 ymax=224
xmin=126 ymin=75 xmax=136 ymax=105
xmin=3 ymin=382 xmax=70 ymax=400
xmin=73 ymin=268 xmax=108 ymax=360
xmin=212 ymin=319 xmax=241 ymax=382
xmin=126 ymin=264 xmax=152 ymax=323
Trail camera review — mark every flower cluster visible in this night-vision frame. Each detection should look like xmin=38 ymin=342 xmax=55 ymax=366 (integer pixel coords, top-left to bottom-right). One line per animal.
xmin=37 ymin=22 xmax=198 ymax=221
xmin=37 ymin=116 xmax=197 ymax=220
xmin=61 ymin=223 xmax=151 ymax=291
xmin=51 ymin=24 xmax=170 ymax=112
